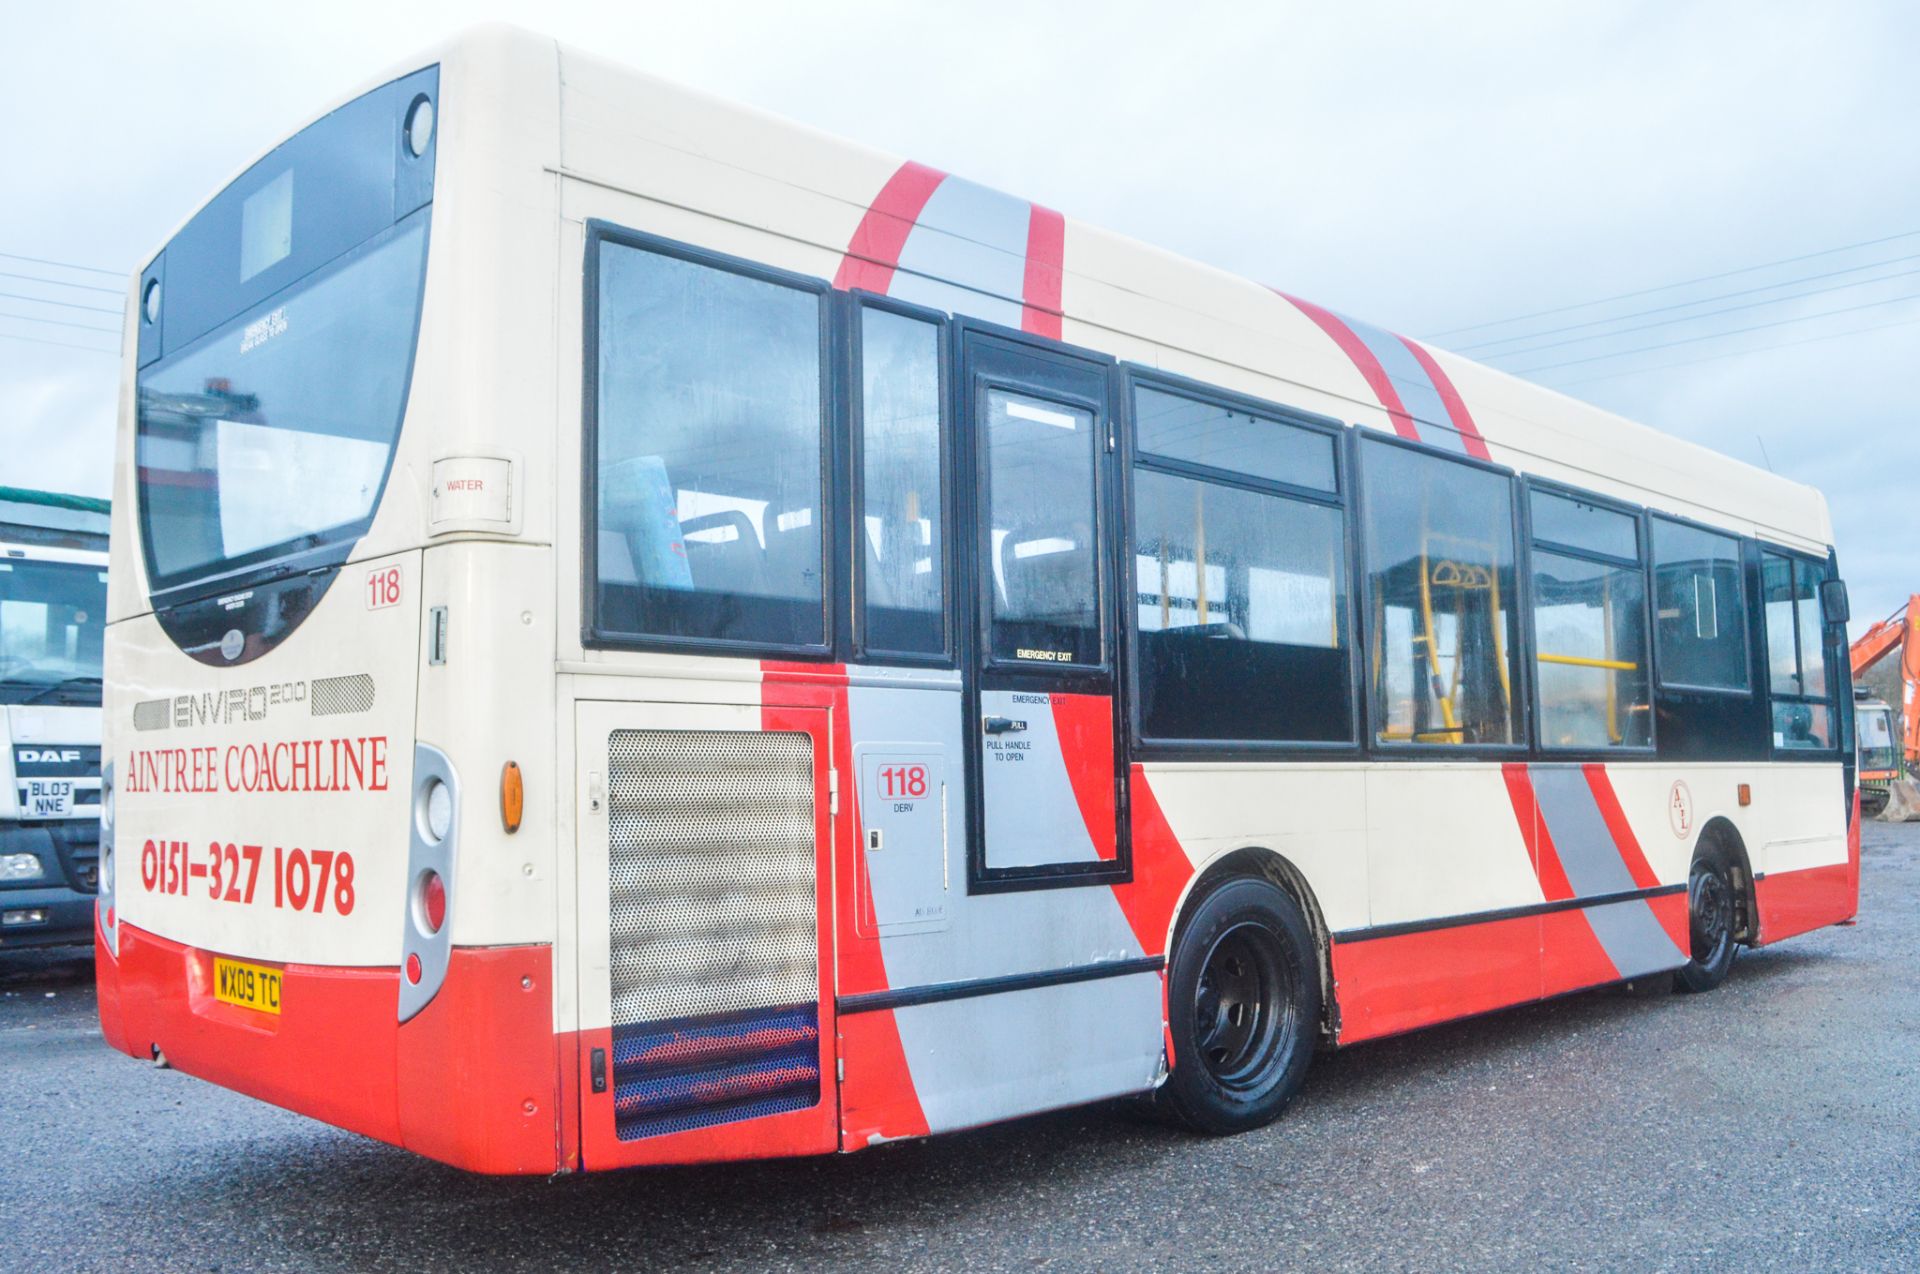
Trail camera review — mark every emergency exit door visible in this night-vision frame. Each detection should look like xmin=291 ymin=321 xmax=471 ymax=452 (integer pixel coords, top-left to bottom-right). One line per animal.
xmin=959 ymin=328 xmax=1128 ymax=890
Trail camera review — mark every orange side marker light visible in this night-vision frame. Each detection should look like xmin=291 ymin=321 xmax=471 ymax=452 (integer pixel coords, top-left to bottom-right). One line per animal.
xmin=1737 ymin=783 xmax=1752 ymax=807
xmin=501 ymin=761 xmax=524 ymax=833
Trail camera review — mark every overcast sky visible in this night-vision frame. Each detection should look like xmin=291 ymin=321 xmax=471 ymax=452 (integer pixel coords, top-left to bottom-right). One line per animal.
xmin=3 ymin=1 xmax=1915 ymax=632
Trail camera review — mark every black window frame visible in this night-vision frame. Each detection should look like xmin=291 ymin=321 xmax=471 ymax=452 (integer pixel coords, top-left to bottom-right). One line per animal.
xmin=1759 ymin=544 xmax=1842 ymax=759
xmin=1354 ymin=430 xmax=1532 ymax=758
xmin=1646 ymin=511 xmax=1756 ymax=698
xmin=847 ymin=290 xmax=955 ymax=668
xmin=582 ymin=221 xmax=839 ymax=660
xmin=1518 ymin=477 xmax=1658 ymax=757
xmin=1120 ymin=366 xmax=1360 ymax=757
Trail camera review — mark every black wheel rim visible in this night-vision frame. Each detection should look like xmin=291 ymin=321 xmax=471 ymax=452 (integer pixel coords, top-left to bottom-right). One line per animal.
xmin=1193 ymin=920 xmax=1296 ymax=1091
xmin=1688 ymin=862 xmax=1733 ymax=965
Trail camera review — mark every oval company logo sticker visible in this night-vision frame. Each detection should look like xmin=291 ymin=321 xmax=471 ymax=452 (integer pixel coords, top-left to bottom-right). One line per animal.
xmin=1668 ymin=780 xmax=1694 ymax=839
xmin=220 ymin=628 xmax=245 ymax=662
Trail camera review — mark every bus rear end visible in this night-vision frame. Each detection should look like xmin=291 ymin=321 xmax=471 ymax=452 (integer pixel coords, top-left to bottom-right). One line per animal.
xmin=97 ymin=42 xmax=564 ymax=1173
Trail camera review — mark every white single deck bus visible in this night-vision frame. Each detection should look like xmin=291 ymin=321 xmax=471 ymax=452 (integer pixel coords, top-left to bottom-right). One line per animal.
xmin=99 ymin=26 xmax=1859 ymax=1173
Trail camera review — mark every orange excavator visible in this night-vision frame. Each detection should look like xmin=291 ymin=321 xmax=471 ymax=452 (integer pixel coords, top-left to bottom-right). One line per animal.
xmin=1849 ymin=596 xmax=1920 ymax=815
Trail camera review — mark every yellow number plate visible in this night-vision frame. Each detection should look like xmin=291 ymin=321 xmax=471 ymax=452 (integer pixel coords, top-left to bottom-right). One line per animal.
xmin=213 ymin=957 xmax=282 ymax=1015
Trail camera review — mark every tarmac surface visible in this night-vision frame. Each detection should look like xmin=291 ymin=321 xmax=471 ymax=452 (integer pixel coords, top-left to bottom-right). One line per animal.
xmin=3 ymin=822 xmax=1915 ymax=1272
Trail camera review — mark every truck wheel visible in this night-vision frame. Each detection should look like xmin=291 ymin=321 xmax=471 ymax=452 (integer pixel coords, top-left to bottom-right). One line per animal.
xmin=1676 ymin=851 xmax=1740 ymax=993
xmin=1160 ymin=875 xmax=1320 ymax=1135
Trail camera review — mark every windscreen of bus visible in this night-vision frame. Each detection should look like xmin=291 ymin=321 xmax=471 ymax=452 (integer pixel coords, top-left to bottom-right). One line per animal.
xmin=135 ymin=216 xmax=427 ymax=600
xmin=0 ymin=560 xmax=106 ymax=706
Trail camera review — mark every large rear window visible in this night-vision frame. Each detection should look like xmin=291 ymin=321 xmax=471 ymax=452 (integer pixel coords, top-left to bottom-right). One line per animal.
xmin=136 ymin=220 xmax=428 ymax=594
xmin=132 ymin=65 xmax=436 ymax=608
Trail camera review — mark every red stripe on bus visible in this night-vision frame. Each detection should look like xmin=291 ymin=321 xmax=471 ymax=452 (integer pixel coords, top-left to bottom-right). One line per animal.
xmin=1114 ymin=767 xmax=1194 ymax=957
xmin=761 ymin=660 xmax=931 ymax=1144
xmin=1399 ymin=336 xmax=1491 ymax=460
xmin=1020 ymin=203 xmax=1066 ymax=339
xmin=1274 ymin=290 xmax=1421 ymax=441
xmin=832 ymin=160 xmax=948 ymax=294
xmin=1049 ymin=692 xmax=1117 ymax=860
xmin=1580 ymin=764 xmax=1662 ymax=891
xmin=1501 ymin=762 xmax=1574 ymax=901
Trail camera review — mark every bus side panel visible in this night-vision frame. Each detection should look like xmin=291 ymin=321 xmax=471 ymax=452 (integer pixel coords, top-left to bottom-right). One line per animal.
xmin=839 ymin=672 xmax=1164 ymax=1142
xmin=1753 ymin=784 xmax=1859 ymax=943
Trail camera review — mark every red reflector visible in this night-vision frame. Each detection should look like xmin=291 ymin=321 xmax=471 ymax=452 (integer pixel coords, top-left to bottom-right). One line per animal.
xmin=405 ymin=952 xmax=422 ymax=984
xmin=105 ymin=906 xmax=115 ymax=929
xmin=421 ymin=870 xmax=447 ymax=934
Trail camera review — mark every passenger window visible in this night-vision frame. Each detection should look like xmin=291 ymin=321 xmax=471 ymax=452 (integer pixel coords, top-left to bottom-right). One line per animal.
xmin=1132 ymin=402 xmax=1352 ymax=743
xmin=1361 ymin=439 xmax=1522 ymax=747
xmin=1528 ymin=493 xmax=1650 ymax=749
xmin=592 ymin=241 xmax=825 ymax=649
xmin=1651 ymin=520 xmax=1749 ymax=692
xmin=1763 ymin=553 xmax=1836 ymax=750
xmin=859 ymin=308 xmax=944 ymax=657
xmin=984 ymin=388 xmax=1100 ymax=665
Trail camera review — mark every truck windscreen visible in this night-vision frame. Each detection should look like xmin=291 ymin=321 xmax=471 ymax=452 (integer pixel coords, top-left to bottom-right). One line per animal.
xmin=0 ymin=559 xmax=106 ymax=706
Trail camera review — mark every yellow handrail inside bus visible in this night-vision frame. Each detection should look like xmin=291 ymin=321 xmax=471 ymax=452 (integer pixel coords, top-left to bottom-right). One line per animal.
xmin=1537 ymin=653 xmax=1640 ymax=671
xmin=1416 ymin=548 xmax=1462 ymax=738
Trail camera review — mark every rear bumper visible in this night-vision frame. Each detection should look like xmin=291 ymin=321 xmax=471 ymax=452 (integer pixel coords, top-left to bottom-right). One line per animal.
xmin=95 ymin=920 xmax=562 ymax=1174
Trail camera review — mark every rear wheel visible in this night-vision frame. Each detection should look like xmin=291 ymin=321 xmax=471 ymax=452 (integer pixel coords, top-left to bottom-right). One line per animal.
xmin=1676 ymin=851 xmax=1739 ymax=993
xmin=1160 ymin=875 xmax=1320 ymax=1135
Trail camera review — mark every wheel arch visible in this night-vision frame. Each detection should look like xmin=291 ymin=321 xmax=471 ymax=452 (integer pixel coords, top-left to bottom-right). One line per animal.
xmin=1166 ymin=846 xmax=1337 ymax=1038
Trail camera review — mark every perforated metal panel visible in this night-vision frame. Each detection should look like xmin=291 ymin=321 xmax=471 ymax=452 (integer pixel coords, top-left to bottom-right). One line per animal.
xmin=310 ymin=673 xmax=376 ymax=716
xmin=606 ymin=729 xmax=818 ymax=1026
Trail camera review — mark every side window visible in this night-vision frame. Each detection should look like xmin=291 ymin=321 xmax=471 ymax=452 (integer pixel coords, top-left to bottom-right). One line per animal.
xmin=591 ymin=239 xmax=826 ymax=650
xmin=1360 ymin=438 xmax=1522 ymax=747
xmin=1763 ymin=553 xmax=1836 ymax=751
xmin=858 ymin=307 xmax=944 ymax=657
xmin=1650 ymin=519 xmax=1749 ymax=692
xmin=1131 ymin=386 xmax=1351 ymax=744
xmin=1529 ymin=491 xmax=1651 ymax=749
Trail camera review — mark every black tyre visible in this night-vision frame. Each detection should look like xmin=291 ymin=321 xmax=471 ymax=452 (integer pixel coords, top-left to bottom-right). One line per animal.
xmin=1676 ymin=851 xmax=1740 ymax=993
xmin=1160 ymin=875 xmax=1320 ymax=1135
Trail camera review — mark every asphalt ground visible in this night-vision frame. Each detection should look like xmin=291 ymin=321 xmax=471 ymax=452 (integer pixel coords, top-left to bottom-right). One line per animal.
xmin=3 ymin=823 xmax=1915 ymax=1273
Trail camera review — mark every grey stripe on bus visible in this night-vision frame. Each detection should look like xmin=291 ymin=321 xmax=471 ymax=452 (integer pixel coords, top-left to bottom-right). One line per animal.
xmin=1583 ymin=897 xmax=1685 ymax=978
xmin=1528 ymin=765 xmax=1684 ymax=976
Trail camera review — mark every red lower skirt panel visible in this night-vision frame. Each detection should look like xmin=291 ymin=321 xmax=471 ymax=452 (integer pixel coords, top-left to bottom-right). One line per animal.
xmin=1333 ymin=891 xmax=1693 ymax=1045
xmin=1754 ymin=861 xmax=1857 ymax=945
xmin=1332 ymin=914 xmax=1541 ymax=1044
xmin=97 ymin=922 xmax=557 ymax=1174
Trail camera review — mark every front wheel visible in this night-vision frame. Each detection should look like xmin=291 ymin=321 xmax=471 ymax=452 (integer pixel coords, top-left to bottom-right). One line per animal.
xmin=1160 ymin=876 xmax=1321 ymax=1135
xmin=1676 ymin=852 xmax=1740 ymax=993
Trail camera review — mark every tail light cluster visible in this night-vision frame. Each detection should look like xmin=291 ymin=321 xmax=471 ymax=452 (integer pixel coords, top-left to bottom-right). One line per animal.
xmin=399 ymin=746 xmax=459 ymax=1022
xmin=98 ymin=760 xmax=118 ymax=956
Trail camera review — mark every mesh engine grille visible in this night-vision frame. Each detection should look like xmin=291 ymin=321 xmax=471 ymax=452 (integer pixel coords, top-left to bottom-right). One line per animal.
xmin=606 ymin=729 xmax=818 ymax=1027
xmin=310 ymin=674 xmax=376 ymax=716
